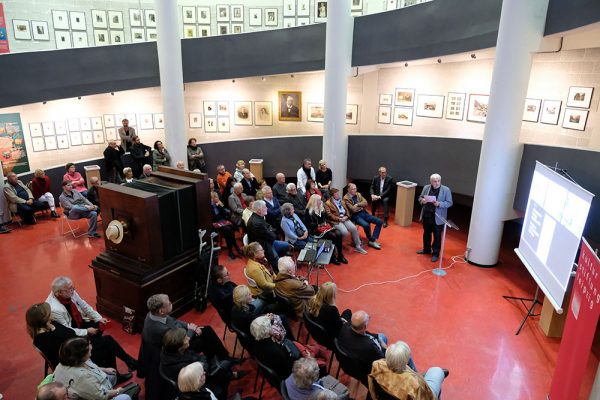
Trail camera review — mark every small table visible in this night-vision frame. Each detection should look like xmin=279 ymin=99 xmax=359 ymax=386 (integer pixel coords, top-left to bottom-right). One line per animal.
xmin=301 ymin=240 xmax=334 ymax=286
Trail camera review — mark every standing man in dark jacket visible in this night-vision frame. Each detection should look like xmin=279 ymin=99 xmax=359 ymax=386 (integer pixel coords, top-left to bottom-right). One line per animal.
xmin=370 ymin=166 xmax=394 ymax=228
xmin=103 ymin=140 xmax=125 ymax=183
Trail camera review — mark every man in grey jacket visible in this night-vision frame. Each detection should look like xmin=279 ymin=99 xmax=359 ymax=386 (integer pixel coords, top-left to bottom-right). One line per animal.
xmin=417 ymin=173 xmax=453 ymax=262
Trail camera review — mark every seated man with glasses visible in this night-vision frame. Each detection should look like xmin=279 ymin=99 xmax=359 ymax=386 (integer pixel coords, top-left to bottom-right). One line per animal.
xmin=59 ymin=180 xmax=100 ymax=239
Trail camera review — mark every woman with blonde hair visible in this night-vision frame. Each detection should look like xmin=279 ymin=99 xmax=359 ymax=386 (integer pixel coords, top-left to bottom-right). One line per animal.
xmin=177 ymin=362 xmax=217 ymax=400
xmin=305 ymin=195 xmax=346 ymax=265
xmin=243 ymin=242 xmax=277 ymax=300
xmin=231 ymin=285 xmax=291 ymax=338
xmin=307 ymin=282 xmax=352 ymax=339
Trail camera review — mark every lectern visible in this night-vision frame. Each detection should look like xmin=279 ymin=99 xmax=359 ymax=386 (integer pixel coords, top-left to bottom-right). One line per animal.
xmin=90 ymin=171 xmax=211 ymax=332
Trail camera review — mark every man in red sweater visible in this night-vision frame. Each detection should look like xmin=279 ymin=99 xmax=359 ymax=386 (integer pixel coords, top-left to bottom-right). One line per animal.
xmin=31 ymin=169 xmax=60 ymax=218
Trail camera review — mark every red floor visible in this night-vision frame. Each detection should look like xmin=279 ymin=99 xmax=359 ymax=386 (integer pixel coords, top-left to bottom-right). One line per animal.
xmin=0 ymin=210 xmax=597 ymax=399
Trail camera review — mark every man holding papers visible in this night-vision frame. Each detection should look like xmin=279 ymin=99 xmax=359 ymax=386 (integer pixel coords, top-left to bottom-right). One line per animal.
xmin=417 ymin=174 xmax=453 ymax=262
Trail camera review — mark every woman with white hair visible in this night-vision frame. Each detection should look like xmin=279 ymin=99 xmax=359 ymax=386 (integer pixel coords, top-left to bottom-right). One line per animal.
xmin=178 ymin=362 xmax=217 ymax=400
xmin=305 ymin=195 xmax=346 ymax=265
xmin=368 ymin=341 xmax=448 ymax=400
xmin=121 ymin=167 xmax=134 ymax=184
xmin=284 ymin=357 xmax=349 ymax=400
xmin=281 ymin=202 xmax=310 ymax=249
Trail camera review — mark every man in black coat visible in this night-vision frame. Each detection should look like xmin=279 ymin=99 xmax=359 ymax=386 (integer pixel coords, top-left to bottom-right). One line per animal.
xmin=207 ymin=265 xmax=237 ymax=317
xmin=370 ymin=166 xmax=394 ymax=227
xmin=246 ymin=200 xmax=290 ymax=270
xmin=129 ymin=135 xmax=152 ymax=178
xmin=103 ymin=140 xmax=124 ymax=183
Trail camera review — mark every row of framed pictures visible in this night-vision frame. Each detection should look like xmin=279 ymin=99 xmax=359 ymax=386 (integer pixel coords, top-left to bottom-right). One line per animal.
xmin=12 ymin=20 xmax=51 ymax=41
xmin=30 ymin=131 xmax=107 ymax=152
xmin=201 ymin=101 xmax=274 ymax=127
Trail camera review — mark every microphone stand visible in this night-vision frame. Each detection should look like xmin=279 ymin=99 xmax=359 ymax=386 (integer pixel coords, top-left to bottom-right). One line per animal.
xmin=432 ymin=212 xmax=459 ymax=277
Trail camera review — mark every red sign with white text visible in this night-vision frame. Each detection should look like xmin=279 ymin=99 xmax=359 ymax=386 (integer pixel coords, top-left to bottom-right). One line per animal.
xmin=550 ymin=239 xmax=600 ymax=399
xmin=0 ymin=3 xmax=10 ymax=53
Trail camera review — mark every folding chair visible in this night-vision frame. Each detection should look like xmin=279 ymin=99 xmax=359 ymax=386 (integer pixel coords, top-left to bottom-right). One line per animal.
xmin=60 ymin=214 xmax=88 ymax=238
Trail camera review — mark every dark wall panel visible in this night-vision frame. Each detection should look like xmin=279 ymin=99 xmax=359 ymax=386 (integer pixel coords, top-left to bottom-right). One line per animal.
xmin=545 ymin=0 xmax=600 ymax=35
xmin=514 ymin=145 xmax=600 ymax=243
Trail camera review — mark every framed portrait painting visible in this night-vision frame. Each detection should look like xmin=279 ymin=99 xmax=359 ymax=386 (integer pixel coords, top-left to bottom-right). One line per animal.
xmin=540 ymin=100 xmax=561 ymax=125
xmin=182 ymin=6 xmax=196 ymax=24
xmin=234 ymin=101 xmax=253 ymax=126
xmin=254 ymin=102 xmax=273 ymax=126
xmin=394 ymin=88 xmax=415 ymax=107
xmin=522 ymin=98 xmax=541 ymax=122
xmin=445 ymin=92 xmax=465 ymax=120
xmin=466 ymin=94 xmax=489 ymax=123
xmin=314 ymin=1 xmax=328 ymax=23
xmin=416 ymin=94 xmax=444 ymax=118
xmin=566 ymin=86 xmax=593 ymax=109
xmin=393 ymin=107 xmax=413 ymax=126
xmin=198 ymin=7 xmax=211 ymax=24
xmin=562 ymin=108 xmax=588 ymax=131
xmin=279 ymin=91 xmax=302 ymax=121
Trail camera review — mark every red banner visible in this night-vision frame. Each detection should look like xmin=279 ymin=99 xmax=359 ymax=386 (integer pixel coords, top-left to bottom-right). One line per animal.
xmin=0 ymin=3 xmax=9 ymax=53
xmin=550 ymin=239 xmax=600 ymax=399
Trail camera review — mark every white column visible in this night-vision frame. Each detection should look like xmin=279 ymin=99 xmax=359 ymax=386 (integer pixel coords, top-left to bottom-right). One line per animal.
xmin=466 ymin=0 xmax=549 ymax=266
xmin=154 ymin=0 xmax=187 ymax=167
xmin=322 ymin=2 xmax=353 ymax=190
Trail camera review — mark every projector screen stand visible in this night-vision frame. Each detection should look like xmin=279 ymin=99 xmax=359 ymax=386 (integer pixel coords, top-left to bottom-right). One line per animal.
xmin=503 ymin=286 xmax=542 ymax=335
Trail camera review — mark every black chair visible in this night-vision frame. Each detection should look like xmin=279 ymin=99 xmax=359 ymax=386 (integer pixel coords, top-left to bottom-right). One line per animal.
xmin=303 ymin=310 xmax=336 ymax=373
xmin=230 ymin=320 xmax=255 ymax=360
xmin=333 ymin=338 xmax=370 ymax=387
xmin=275 ymin=291 xmax=304 ymax=340
xmin=214 ymin=305 xmax=240 ymax=357
xmin=33 ymin=344 xmax=54 ymax=378
xmin=369 ymin=377 xmax=401 ymax=400
xmin=253 ymin=356 xmax=283 ymax=399
xmin=280 ymin=380 xmax=291 ymax=400
xmin=158 ymin=358 xmax=180 ymax=400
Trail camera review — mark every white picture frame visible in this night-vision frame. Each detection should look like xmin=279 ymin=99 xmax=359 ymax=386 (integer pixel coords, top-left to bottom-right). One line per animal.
xmin=12 ymin=19 xmax=31 ymax=40
xmin=351 ymin=0 xmax=364 ymax=11
xmin=146 ymin=29 xmax=157 ymax=41
xmin=153 ymin=113 xmax=164 ymax=129
xmin=68 ymin=119 xmax=80 ymax=132
xmin=69 ymin=11 xmax=86 ymax=31
xmin=91 ymin=10 xmax=107 ymax=29
xmin=69 ymin=131 xmax=82 ymax=146
xmin=218 ymin=117 xmax=230 ymax=133
xmin=29 ymin=123 xmax=43 ymax=137
xmin=82 ymin=131 xmax=93 ymax=145
xmin=110 ymin=31 xmax=124 ymax=45
xmin=379 ymin=94 xmax=393 ymax=105
xmin=386 ymin=0 xmax=398 ymax=10
xmin=91 ymin=117 xmax=103 ymax=130
xmin=346 ymin=104 xmax=359 ymax=125
xmin=217 ymin=23 xmax=229 ymax=35
xmin=234 ymin=101 xmax=253 ymax=126
xmin=265 ymin=9 xmax=278 ymax=26
xmin=108 ymin=11 xmax=124 ymax=30
xmin=249 ymin=8 xmax=262 ymax=26
xmin=52 ymin=10 xmax=70 ymax=30
xmin=55 ymin=121 xmax=67 ymax=135
xmin=298 ymin=0 xmax=310 ymax=16
xmin=199 ymin=26 xmax=211 ymax=37
xmin=57 ymin=135 xmax=69 ymax=149
xmin=145 ymin=10 xmax=157 ymax=27
xmin=44 ymin=136 xmax=57 ymax=150
xmin=445 ymin=92 xmax=466 ymax=121
xmin=139 ymin=113 xmax=153 ymax=130
xmin=31 ymin=21 xmax=50 ymax=41
xmin=231 ymin=23 xmax=243 ymax=34
xmin=204 ymin=101 xmax=217 ymax=116
xmin=297 ymin=17 xmax=310 ymax=26
xmin=204 ymin=116 xmax=217 ymax=132
xmin=566 ymin=86 xmax=593 ymax=109
xmin=562 ymin=108 xmax=589 ymax=131
xmin=31 ymin=137 xmax=45 ymax=152
xmin=218 ymin=101 xmax=230 ymax=116
xmin=393 ymin=106 xmax=413 ymax=126
xmin=80 ymin=118 xmax=92 ymax=131
xmin=105 ymin=127 xmax=118 ymax=141
xmin=94 ymin=30 xmax=108 ymax=46
xmin=416 ymin=94 xmax=445 ymax=119
xmin=54 ymin=30 xmax=72 ymax=49
xmin=307 ymin=103 xmax=325 ymax=122
xmin=466 ymin=94 xmax=489 ymax=123
xmin=216 ymin=5 xmax=230 ymax=22
xmin=189 ymin=113 xmax=203 ymax=128
xmin=129 ymin=9 xmax=143 ymax=27
xmin=198 ymin=7 xmax=211 ymax=24
xmin=394 ymin=88 xmax=415 ymax=107
xmin=182 ymin=6 xmax=197 ymax=24
xmin=42 ymin=122 xmax=55 ymax=136
xmin=254 ymin=101 xmax=273 ymax=126
xmin=72 ymin=31 xmax=88 ymax=48
xmin=378 ymin=106 xmax=392 ymax=124
xmin=131 ymin=28 xmax=146 ymax=43
xmin=93 ymin=130 xmax=105 ymax=144
xmin=183 ymin=25 xmax=197 ymax=39
xmin=231 ymin=5 xmax=244 ymax=22
xmin=283 ymin=18 xmax=296 ymax=28
xmin=314 ymin=1 xmax=328 ymax=23
xmin=540 ymin=100 xmax=562 ymax=125
xmin=284 ymin=0 xmax=296 ymax=17
xmin=522 ymin=98 xmax=542 ymax=123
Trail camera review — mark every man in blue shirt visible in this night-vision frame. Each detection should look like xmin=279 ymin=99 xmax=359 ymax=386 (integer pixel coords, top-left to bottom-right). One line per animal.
xmin=59 ymin=180 xmax=100 ymax=238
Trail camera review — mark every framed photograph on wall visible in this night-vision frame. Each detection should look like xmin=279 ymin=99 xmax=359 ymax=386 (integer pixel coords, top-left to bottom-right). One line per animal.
xmin=105 ymin=127 xmax=118 ymax=141
xmin=94 ymin=30 xmax=108 ymax=46
xmin=283 ymin=18 xmax=296 ymax=28
xmin=69 ymin=12 xmax=86 ymax=31
xmin=249 ymin=8 xmax=262 ymax=26
xmin=522 ymin=98 xmax=541 ymax=122
xmin=183 ymin=25 xmax=197 ymax=39
xmin=198 ymin=7 xmax=211 ymax=24
xmin=393 ymin=107 xmax=413 ymax=126
xmin=394 ymin=88 xmax=415 ymax=107
xmin=189 ymin=113 xmax=203 ymax=128
xmin=91 ymin=10 xmax=107 ymax=29
xmin=12 ymin=20 xmax=31 ymax=40
xmin=108 ymin=11 xmax=124 ymax=29
xmin=562 ymin=108 xmax=588 ymax=131
xmin=279 ymin=91 xmax=302 ymax=121
xmin=231 ymin=5 xmax=244 ymax=22
xmin=109 ymin=31 xmax=124 ymax=44
xmin=80 ymin=118 xmax=91 ymax=131
xmin=68 ymin=118 xmax=79 ymax=132
xmin=57 ymin=135 xmax=69 ymax=149
xmin=445 ymin=92 xmax=465 ymax=120
xmin=204 ymin=101 xmax=216 ymax=116
xmin=131 ymin=28 xmax=146 ymax=43
xmin=55 ymin=30 xmax=72 ymax=49
xmin=566 ymin=86 xmax=593 ymax=109
xmin=31 ymin=21 xmax=50 ymax=41
xmin=129 ymin=9 xmax=143 ymax=27
xmin=146 ymin=29 xmax=157 ymax=41
xmin=52 ymin=10 xmax=70 ymax=30
xmin=29 ymin=123 xmax=43 ymax=137
xmin=42 ymin=122 xmax=55 ymax=136
xmin=218 ymin=117 xmax=230 ymax=132
xmin=283 ymin=0 xmax=296 ymax=17
xmin=265 ymin=9 xmax=278 ymax=26
xmin=145 ymin=10 xmax=157 ymax=27
xmin=298 ymin=0 xmax=310 ymax=16
xmin=44 ymin=136 xmax=57 ymax=150
xmin=217 ymin=24 xmax=229 ymax=35
xmin=416 ymin=94 xmax=444 ymax=119
xmin=81 ymin=131 xmax=93 ymax=145
xmin=139 ymin=114 xmax=153 ymax=130
xmin=386 ymin=0 xmax=398 ymax=11
xmin=540 ymin=100 xmax=562 ymax=125
xmin=216 ymin=5 xmax=230 ymax=22
xmin=234 ymin=101 xmax=253 ymax=126
xmin=231 ymin=24 xmax=243 ymax=34
xmin=55 ymin=121 xmax=67 ymax=135
xmin=91 ymin=117 xmax=103 ymax=130
xmin=217 ymin=101 xmax=230 ymax=116
xmin=204 ymin=117 xmax=217 ymax=132
xmin=466 ymin=94 xmax=489 ymax=123
xmin=254 ymin=101 xmax=273 ymax=126
xmin=351 ymin=0 xmax=363 ymax=11
xmin=378 ymin=106 xmax=392 ymax=124
xmin=72 ymin=32 xmax=88 ymax=48
xmin=93 ymin=130 xmax=105 ymax=144
xmin=297 ymin=17 xmax=310 ymax=26
xmin=182 ymin=6 xmax=197 ymax=24
xmin=314 ymin=1 xmax=328 ymax=23
xmin=307 ymin=103 xmax=325 ymax=122
xmin=31 ymin=137 xmax=45 ymax=152
xmin=379 ymin=94 xmax=392 ymax=105
xmin=69 ymin=131 xmax=82 ymax=146
xmin=154 ymin=113 xmax=164 ymax=129
xmin=346 ymin=104 xmax=359 ymax=125
xmin=199 ymin=27 xmax=211 ymax=37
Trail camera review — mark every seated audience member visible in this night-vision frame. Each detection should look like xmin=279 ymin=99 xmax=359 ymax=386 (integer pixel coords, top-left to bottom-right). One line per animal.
xmin=4 ymin=172 xmax=48 ymax=224
xmin=240 ymin=168 xmax=260 ymax=198
xmin=308 ymin=282 xmax=352 ymax=340
xmin=285 ymin=357 xmax=349 ymax=400
xmin=209 ymin=178 xmax=220 ymax=196
xmin=272 ymin=173 xmax=288 ymax=202
xmin=178 ymin=362 xmax=217 ymax=400
xmin=142 ymin=294 xmax=232 ymax=363
xmin=139 ymin=164 xmax=153 ymax=180
xmin=207 ymin=265 xmax=237 ymax=315
xmin=36 ymin=381 xmax=69 ymax=400
xmin=369 ymin=341 xmax=448 ymax=400
xmin=63 ymin=163 xmax=88 ymax=198
xmin=215 ymin=165 xmax=232 ymax=198
xmin=284 ymin=183 xmax=307 ymax=217
xmin=31 ymin=169 xmax=60 ymax=218
xmin=121 ymin=167 xmax=134 ymax=184
xmin=274 ymin=257 xmax=316 ymax=318
xmin=305 ymin=179 xmax=322 ymax=201
xmin=325 ymin=188 xmax=367 ymax=255
xmin=210 ymin=192 xmax=241 ymax=259
xmin=176 ymin=161 xmax=187 ymax=170
xmin=243 ymin=242 xmax=277 ymax=300
xmin=227 ymin=183 xmax=250 ymax=229
xmin=305 ymin=195 xmax=346 ymax=265
xmin=247 ymin=200 xmax=290 ymax=269
xmin=297 ymin=159 xmax=316 ymax=195
xmin=53 ymin=337 xmax=134 ymax=400
xmin=231 ymin=285 xmax=278 ymax=336
xmin=152 ymin=140 xmax=171 ymax=170
xmin=26 ymin=302 xmax=134 ymax=376
xmin=262 ymin=186 xmax=282 ymax=229
xmin=130 ymin=135 xmax=152 ymax=177
xmin=187 ymin=138 xmax=206 ymax=172
xmin=59 ymin=180 xmax=100 ymax=238
xmin=103 ymin=140 xmax=125 ymax=183
xmin=242 ymin=200 xmax=254 ymax=226
xmin=315 ymin=160 xmax=333 ymax=198
xmin=87 ymin=177 xmax=101 ymax=208
xmin=233 ymin=160 xmax=247 ymax=183
xmin=343 ymin=183 xmax=383 ymax=250
xmin=280 ymin=203 xmax=310 ymax=249
xmin=370 ymin=166 xmax=394 ymax=228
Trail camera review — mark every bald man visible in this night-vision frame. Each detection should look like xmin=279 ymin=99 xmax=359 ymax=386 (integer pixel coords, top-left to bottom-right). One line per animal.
xmin=36 ymin=381 xmax=68 ymax=400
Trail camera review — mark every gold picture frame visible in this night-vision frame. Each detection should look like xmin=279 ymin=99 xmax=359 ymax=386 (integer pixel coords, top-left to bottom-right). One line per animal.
xmin=278 ymin=91 xmax=302 ymax=121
